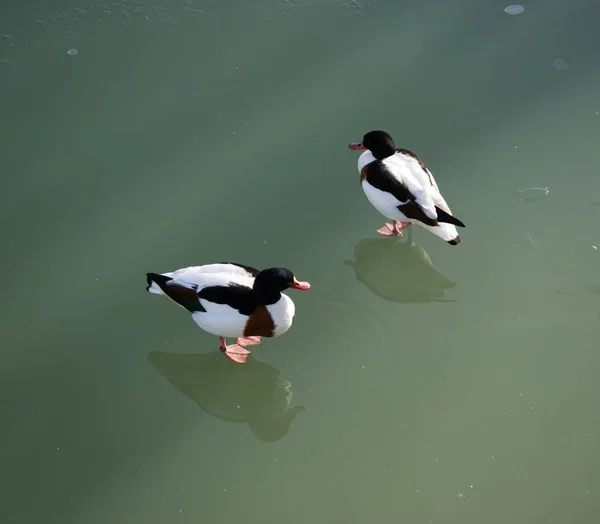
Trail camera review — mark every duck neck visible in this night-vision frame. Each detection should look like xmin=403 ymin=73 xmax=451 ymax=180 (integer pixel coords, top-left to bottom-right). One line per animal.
xmin=253 ymin=288 xmax=282 ymax=306
xmin=370 ymin=144 xmax=396 ymax=160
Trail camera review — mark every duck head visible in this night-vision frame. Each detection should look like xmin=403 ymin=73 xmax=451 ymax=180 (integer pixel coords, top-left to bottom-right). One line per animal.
xmin=253 ymin=267 xmax=310 ymax=305
xmin=349 ymin=130 xmax=397 ymax=159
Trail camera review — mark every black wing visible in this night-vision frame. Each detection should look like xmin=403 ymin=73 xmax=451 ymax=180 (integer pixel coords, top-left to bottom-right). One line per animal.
xmin=198 ymin=284 xmax=258 ymax=316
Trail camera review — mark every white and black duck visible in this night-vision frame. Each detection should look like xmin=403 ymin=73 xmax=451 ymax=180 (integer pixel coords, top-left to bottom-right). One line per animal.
xmin=146 ymin=263 xmax=310 ymax=364
xmin=349 ymin=130 xmax=466 ymax=245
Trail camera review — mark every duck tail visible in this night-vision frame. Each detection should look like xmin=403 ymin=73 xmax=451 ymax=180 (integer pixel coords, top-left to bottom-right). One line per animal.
xmin=417 ymin=222 xmax=462 ymax=246
xmin=146 ymin=272 xmax=174 ymax=294
xmin=435 ymin=206 xmax=465 ymax=228
xmin=145 ymin=273 xmax=205 ymax=313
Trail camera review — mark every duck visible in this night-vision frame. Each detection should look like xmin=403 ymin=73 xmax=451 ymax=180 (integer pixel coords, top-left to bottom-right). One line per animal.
xmin=146 ymin=263 xmax=310 ymax=364
xmin=348 ymin=130 xmax=466 ymax=245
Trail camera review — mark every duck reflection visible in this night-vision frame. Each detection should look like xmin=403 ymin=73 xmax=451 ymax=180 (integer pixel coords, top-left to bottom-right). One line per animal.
xmin=344 ymin=229 xmax=457 ymax=303
xmin=148 ymin=351 xmax=305 ymax=442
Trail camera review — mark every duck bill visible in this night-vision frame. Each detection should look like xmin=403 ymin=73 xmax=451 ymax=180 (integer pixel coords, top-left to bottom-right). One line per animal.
xmin=291 ymin=278 xmax=311 ymax=290
xmin=348 ymin=142 xmax=365 ymax=151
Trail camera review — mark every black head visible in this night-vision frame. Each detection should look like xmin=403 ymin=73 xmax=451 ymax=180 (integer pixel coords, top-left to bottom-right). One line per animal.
xmin=253 ymin=267 xmax=311 ymax=304
xmin=348 ymin=130 xmax=397 ymax=160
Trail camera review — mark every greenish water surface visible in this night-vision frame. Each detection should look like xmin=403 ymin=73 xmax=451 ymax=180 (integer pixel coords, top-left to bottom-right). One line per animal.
xmin=1 ymin=1 xmax=600 ymax=523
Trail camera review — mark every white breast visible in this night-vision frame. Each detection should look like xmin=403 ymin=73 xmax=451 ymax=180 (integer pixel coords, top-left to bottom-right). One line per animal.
xmin=357 ymin=150 xmax=376 ymax=173
xmin=358 ymin=150 xmax=405 ymax=221
xmin=267 ymin=293 xmax=296 ymax=337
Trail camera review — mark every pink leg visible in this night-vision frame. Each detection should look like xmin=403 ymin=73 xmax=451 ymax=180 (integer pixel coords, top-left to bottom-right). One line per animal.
xmin=236 ymin=336 xmax=262 ymax=347
xmin=219 ymin=336 xmax=251 ymax=364
xmin=376 ymin=222 xmax=398 ymax=236
xmin=393 ymin=221 xmax=412 ymax=235
xmin=377 ymin=221 xmax=412 ymax=237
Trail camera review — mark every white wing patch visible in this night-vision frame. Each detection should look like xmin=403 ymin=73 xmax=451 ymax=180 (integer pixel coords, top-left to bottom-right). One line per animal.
xmin=170 ymin=266 xmax=255 ymax=290
xmin=383 ymin=155 xmax=437 ymax=220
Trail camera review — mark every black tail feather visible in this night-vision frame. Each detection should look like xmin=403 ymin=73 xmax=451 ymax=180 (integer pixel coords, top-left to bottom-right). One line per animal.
xmin=146 ymin=272 xmax=172 ymax=292
xmin=146 ymin=273 xmax=205 ymax=313
xmin=435 ymin=206 xmax=466 ymax=228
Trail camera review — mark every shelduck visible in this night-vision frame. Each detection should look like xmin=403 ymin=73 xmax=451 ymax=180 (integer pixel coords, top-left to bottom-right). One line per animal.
xmin=146 ymin=263 xmax=310 ymax=364
xmin=349 ymin=130 xmax=466 ymax=245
